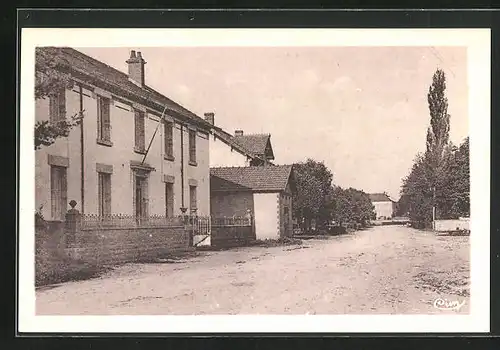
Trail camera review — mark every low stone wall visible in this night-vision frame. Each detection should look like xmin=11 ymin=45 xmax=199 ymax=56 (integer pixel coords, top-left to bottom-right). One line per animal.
xmin=67 ymin=225 xmax=191 ymax=264
xmin=211 ymin=225 xmax=255 ymax=248
xmin=35 ymin=216 xmax=192 ymax=286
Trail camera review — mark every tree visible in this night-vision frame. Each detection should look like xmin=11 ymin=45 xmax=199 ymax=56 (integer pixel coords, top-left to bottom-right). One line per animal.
xmin=426 ymin=69 xmax=451 ymax=172
xmin=400 ymin=153 xmax=433 ymax=224
xmin=330 ymin=186 xmax=375 ymax=227
xmin=292 ymin=159 xmax=333 ymax=231
xmin=35 ymin=47 xmax=83 ymax=150
xmin=399 ymin=69 xmax=468 ymax=226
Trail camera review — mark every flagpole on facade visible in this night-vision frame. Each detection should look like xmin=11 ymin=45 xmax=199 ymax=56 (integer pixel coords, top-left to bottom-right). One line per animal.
xmin=141 ymin=104 xmax=168 ymax=165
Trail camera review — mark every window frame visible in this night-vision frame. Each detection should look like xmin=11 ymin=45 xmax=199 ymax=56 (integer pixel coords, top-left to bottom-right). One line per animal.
xmin=165 ymin=182 xmax=174 ymax=217
xmin=49 ymin=87 xmax=66 ymax=123
xmin=96 ymin=95 xmax=112 ymax=146
xmin=134 ymin=109 xmax=146 ymax=154
xmin=50 ymin=165 xmax=67 ymax=221
xmin=189 ymin=185 xmax=197 ymax=213
xmin=98 ymin=171 xmax=112 ymax=217
xmin=164 ymin=120 xmax=174 ymax=160
xmin=188 ymin=129 xmax=197 ymax=165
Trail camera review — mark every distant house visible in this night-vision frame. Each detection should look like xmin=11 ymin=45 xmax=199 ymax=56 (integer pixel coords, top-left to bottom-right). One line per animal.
xmin=369 ymin=193 xmax=396 ymax=220
xmin=203 ymin=113 xmax=274 ymax=168
xmin=210 ymin=165 xmax=296 ymax=240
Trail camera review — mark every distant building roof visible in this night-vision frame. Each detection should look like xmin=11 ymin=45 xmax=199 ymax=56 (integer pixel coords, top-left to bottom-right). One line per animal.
xmin=210 ymin=165 xmax=294 ymax=192
xmin=369 ymin=193 xmax=393 ymax=202
xmin=41 ymin=47 xmax=211 ymax=130
xmin=212 ymin=127 xmax=269 ymax=163
xmin=233 ymin=134 xmax=275 ymax=160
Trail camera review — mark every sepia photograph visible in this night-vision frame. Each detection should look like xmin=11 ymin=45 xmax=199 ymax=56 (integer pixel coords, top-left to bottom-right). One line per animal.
xmin=19 ymin=28 xmax=490 ymax=333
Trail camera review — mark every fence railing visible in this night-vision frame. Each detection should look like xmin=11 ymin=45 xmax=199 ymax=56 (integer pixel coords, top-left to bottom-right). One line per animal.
xmin=211 ymin=216 xmax=252 ymax=227
xmin=190 ymin=216 xmax=211 ymax=236
xmin=80 ymin=214 xmax=186 ymax=229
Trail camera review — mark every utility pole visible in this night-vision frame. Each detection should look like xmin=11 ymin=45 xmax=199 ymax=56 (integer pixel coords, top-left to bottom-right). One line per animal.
xmin=432 ymin=186 xmax=436 ymax=230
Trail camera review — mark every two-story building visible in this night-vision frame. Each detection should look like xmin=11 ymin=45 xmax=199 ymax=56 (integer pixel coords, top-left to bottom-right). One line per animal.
xmin=35 ymin=47 xmax=212 ymax=222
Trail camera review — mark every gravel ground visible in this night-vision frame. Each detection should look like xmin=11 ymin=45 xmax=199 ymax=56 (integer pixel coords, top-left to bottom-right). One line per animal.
xmin=35 ymin=225 xmax=470 ymax=315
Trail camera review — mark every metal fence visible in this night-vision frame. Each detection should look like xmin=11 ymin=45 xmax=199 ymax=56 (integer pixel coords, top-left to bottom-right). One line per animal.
xmin=190 ymin=215 xmax=211 ymax=236
xmin=211 ymin=216 xmax=252 ymax=227
xmin=80 ymin=214 xmax=186 ymax=229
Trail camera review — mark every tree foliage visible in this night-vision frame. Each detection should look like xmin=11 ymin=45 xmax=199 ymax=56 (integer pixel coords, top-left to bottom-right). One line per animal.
xmin=34 ymin=47 xmax=83 ymax=150
xmin=292 ymin=159 xmax=333 ymax=230
xmin=400 ymin=69 xmax=469 ymax=224
xmin=330 ymin=186 xmax=375 ymax=226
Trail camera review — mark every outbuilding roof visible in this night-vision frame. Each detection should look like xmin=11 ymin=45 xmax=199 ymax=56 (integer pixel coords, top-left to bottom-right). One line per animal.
xmin=210 ymin=165 xmax=294 ymax=192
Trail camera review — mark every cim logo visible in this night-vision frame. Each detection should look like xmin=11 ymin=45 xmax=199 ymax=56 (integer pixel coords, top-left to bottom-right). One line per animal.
xmin=433 ymin=298 xmax=466 ymax=311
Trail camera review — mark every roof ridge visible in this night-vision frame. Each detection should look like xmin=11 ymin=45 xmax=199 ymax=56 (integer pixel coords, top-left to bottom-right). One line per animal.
xmin=54 ymin=47 xmax=209 ymax=127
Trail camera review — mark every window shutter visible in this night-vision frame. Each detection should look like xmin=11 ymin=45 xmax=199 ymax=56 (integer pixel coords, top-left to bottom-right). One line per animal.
xmin=98 ymin=173 xmax=103 ymax=216
xmin=60 ymin=168 xmax=67 ymax=220
xmin=135 ymin=110 xmax=145 ymax=150
xmin=58 ymin=88 xmax=66 ymax=121
xmin=164 ymin=121 xmax=173 ymax=157
xmin=189 ymin=130 xmax=196 ymax=162
xmin=50 ymin=166 xmax=58 ymax=219
xmin=142 ymin=178 xmax=149 ymax=217
xmin=97 ymin=97 xmax=102 ymax=140
xmin=104 ymin=174 xmax=111 ymax=216
xmin=102 ymin=99 xmax=111 ymax=141
xmin=49 ymin=94 xmax=58 ymax=123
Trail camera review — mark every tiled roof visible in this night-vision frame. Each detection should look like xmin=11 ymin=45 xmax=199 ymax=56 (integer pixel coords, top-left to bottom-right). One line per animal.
xmin=213 ymin=127 xmax=260 ymax=159
xmin=233 ymin=134 xmax=274 ymax=159
xmin=43 ymin=47 xmax=210 ymax=129
xmin=369 ymin=193 xmax=393 ymax=202
xmin=210 ymin=165 xmax=293 ymax=192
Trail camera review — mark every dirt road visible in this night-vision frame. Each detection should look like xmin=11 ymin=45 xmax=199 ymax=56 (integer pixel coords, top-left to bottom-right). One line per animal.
xmin=35 ymin=225 xmax=470 ymax=315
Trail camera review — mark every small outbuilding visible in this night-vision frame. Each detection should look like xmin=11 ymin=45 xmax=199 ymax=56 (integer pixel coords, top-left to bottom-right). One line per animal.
xmin=210 ymin=165 xmax=296 ymax=240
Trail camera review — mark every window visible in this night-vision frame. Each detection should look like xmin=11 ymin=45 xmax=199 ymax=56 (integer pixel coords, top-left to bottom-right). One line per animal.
xmin=98 ymin=172 xmax=112 ymax=217
xmin=189 ymin=185 xmax=197 ymax=213
xmin=164 ymin=121 xmax=174 ymax=159
xmin=165 ymin=182 xmax=174 ymax=217
xmin=49 ymin=88 xmax=66 ymax=123
xmin=189 ymin=129 xmax=196 ymax=164
xmin=134 ymin=110 xmax=145 ymax=152
xmin=50 ymin=166 xmax=67 ymax=220
xmin=97 ymin=96 xmax=111 ymax=143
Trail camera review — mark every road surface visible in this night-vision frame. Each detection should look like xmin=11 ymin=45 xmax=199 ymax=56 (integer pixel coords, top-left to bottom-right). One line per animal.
xmin=36 ymin=225 xmax=470 ymax=315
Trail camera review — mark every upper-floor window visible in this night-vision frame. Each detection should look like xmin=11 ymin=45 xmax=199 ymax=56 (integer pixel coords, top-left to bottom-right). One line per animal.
xmin=97 ymin=96 xmax=111 ymax=144
xmin=134 ymin=110 xmax=145 ymax=153
xmin=164 ymin=120 xmax=174 ymax=160
xmin=49 ymin=88 xmax=66 ymax=123
xmin=189 ymin=129 xmax=196 ymax=165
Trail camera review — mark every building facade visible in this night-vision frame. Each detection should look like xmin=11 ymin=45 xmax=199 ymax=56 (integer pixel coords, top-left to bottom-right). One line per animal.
xmin=369 ymin=193 xmax=396 ymax=220
xmin=35 ymin=47 xmax=212 ymax=221
xmin=210 ymin=165 xmax=295 ymax=240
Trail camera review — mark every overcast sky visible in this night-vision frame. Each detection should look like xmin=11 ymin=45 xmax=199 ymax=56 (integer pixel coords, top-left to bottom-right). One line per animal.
xmin=77 ymin=46 xmax=468 ymax=200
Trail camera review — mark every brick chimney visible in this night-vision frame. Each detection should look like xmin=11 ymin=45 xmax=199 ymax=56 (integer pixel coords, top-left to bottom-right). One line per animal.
xmin=204 ymin=112 xmax=215 ymax=125
xmin=126 ymin=50 xmax=147 ymax=86
xmin=234 ymin=130 xmax=244 ymax=136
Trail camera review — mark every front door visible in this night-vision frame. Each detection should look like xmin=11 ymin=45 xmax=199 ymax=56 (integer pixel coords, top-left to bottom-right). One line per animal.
xmin=134 ymin=175 xmax=148 ymax=218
